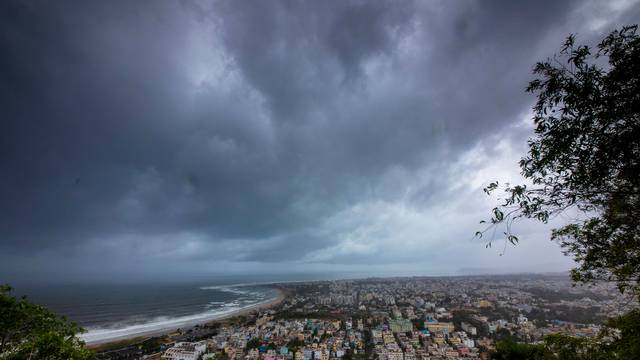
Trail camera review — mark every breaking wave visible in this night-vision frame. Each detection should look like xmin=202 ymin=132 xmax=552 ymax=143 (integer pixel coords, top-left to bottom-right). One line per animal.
xmin=79 ymin=286 xmax=277 ymax=345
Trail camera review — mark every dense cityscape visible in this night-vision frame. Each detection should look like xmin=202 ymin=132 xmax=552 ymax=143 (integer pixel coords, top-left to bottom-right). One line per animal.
xmin=95 ymin=274 xmax=635 ymax=360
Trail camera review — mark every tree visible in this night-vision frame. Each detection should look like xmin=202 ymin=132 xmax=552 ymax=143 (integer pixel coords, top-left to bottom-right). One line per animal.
xmin=491 ymin=338 xmax=551 ymax=360
xmin=492 ymin=311 xmax=640 ymax=359
xmin=483 ymin=25 xmax=640 ymax=360
xmin=479 ymin=25 xmax=640 ymax=299
xmin=0 ymin=284 xmax=94 ymax=360
xmin=246 ymin=337 xmax=261 ymax=349
xmin=286 ymin=337 xmax=305 ymax=353
xmin=602 ymin=309 xmax=640 ymax=358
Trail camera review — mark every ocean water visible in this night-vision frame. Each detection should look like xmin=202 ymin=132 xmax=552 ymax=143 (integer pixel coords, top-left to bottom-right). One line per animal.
xmin=9 ymin=277 xmax=283 ymax=344
xmin=6 ymin=273 xmax=357 ymax=343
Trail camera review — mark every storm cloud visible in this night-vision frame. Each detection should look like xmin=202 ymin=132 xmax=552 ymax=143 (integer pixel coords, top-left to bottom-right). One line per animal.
xmin=1 ymin=0 xmax=639 ymax=280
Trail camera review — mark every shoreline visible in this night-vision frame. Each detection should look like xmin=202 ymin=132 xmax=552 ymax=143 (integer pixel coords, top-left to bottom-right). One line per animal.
xmin=84 ymin=287 xmax=286 ymax=347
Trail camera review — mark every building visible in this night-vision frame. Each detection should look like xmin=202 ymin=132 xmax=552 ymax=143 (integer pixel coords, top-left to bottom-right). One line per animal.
xmin=463 ymin=338 xmax=475 ymax=348
xmin=389 ymin=318 xmax=413 ymax=333
xmin=425 ymin=322 xmax=455 ymax=335
xmin=163 ymin=341 xmax=207 ymax=360
xmin=461 ymin=322 xmax=477 ymax=336
xmin=387 ymin=350 xmax=403 ymax=360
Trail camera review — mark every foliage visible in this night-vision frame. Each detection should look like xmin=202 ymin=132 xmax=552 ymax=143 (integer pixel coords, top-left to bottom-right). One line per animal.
xmin=495 ymin=328 xmax=512 ymax=341
xmin=0 ymin=284 xmax=94 ymax=360
xmin=139 ymin=337 xmax=166 ymax=353
xmin=246 ymin=337 xmax=261 ymax=349
xmin=411 ymin=318 xmax=424 ymax=330
xmin=286 ymin=337 xmax=305 ymax=353
xmin=491 ymin=307 xmax=640 ymax=359
xmin=479 ymin=25 xmax=640 ymax=298
xmin=491 ymin=338 xmax=551 ymax=360
xmin=599 ymin=309 xmax=640 ymax=359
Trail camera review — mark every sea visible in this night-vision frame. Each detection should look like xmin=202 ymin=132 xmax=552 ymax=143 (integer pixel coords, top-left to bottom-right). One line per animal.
xmin=6 ymin=274 xmax=326 ymax=344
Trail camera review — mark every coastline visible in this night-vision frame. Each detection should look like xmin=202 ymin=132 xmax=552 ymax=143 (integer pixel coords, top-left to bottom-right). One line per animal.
xmin=84 ymin=287 xmax=285 ymax=347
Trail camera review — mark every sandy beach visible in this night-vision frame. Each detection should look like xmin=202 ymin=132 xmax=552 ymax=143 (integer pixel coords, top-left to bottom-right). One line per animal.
xmin=83 ymin=287 xmax=286 ymax=346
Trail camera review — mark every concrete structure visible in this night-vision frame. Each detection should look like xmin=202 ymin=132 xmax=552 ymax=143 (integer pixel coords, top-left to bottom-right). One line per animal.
xmin=388 ymin=318 xmax=413 ymax=333
xmin=163 ymin=341 xmax=207 ymax=360
xmin=425 ymin=322 xmax=454 ymax=335
xmin=461 ymin=322 xmax=477 ymax=336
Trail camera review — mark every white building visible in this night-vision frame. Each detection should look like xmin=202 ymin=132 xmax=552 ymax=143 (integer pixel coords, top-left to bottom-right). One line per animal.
xmin=163 ymin=341 xmax=207 ymax=360
xmin=517 ymin=314 xmax=528 ymax=325
xmin=461 ymin=322 xmax=477 ymax=336
xmin=463 ymin=339 xmax=475 ymax=348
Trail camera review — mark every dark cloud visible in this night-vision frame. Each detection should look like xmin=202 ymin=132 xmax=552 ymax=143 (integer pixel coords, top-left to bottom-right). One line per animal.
xmin=1 ymin=0 xmax=637 ymax=278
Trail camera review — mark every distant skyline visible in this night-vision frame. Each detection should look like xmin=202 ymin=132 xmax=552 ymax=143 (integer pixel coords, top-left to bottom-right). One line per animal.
xmin=2 ymin=0 xmax=639 ymax=281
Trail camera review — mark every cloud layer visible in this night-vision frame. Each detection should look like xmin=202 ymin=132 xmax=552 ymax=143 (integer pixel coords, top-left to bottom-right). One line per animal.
xmin=1 ymin=0 xmax=639 ymax=280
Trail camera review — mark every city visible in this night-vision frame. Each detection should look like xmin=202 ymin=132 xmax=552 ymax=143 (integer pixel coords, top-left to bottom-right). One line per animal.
xmin=95 ymin=274 xmax=635 ymax=359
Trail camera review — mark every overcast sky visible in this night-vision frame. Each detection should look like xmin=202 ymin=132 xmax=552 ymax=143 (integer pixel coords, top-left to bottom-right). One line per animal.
xmin=2 ymin=0 xmax=639 ymax=282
